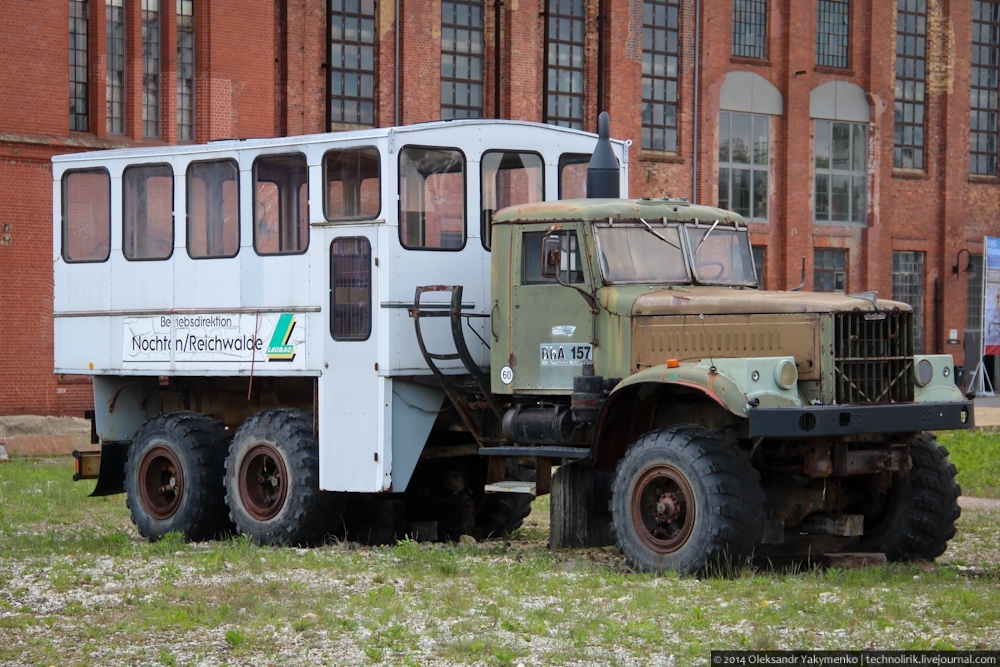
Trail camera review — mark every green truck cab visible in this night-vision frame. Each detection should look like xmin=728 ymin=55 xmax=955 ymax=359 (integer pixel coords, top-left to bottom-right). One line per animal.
xmin=413 ymin=116 xmax=973 ymax=574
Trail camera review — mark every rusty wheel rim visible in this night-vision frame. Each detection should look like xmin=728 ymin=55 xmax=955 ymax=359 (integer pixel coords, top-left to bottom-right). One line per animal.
xmin=631 ymin=464 xmax=695 ymax=553
xmin=239 ymin=444 xmax=288 ymax=521
xmin=138 ymin=445 xmax=183 ymax=521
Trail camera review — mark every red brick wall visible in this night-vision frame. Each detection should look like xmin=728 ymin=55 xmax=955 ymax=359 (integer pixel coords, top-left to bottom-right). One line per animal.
xmin=1 ymin=0 xmax=998 ymax=414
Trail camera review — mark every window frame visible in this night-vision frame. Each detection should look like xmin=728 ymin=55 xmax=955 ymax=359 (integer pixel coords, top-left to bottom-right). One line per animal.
xmin=328 ymin=0 xmax=377 ymax=128
xmin=441 ymin=0 xmax=485 ymax=119
xmin=141 ymin=0 xmax=161 ymax=138
xmin=69 ymin=0 xmax=90 ymax=132
xmin=122 ymin=162 xmax=175 ymax=262
xmin=894 ymin=0 xmax=927 ymax=170
xmin=892 ymin=250 xmax=925 ymax=354
xmin=641 ymin=0 xmax=680 ymax=152
xmin=61 ymin=167 xmax=112 ymax=264
xmin=971 ymin=0 xmax=1000 ymax=176
xmin=718 ymin=111 xmax=770 ymax=222
xmin=322 ymin=145 xmax=382 ymax=222
xmin=732 ymin=0 xmax=768 ymax=60
xmin=813 ymin=247 xmax=847 ymax=293
xmin=480 ymin=150 xmax=545 ymax=250
xmin=330 ymin=236 xmax=373 ymax=342
xmin=558 ymin=152 xmax=591 ymax=199
xmin=814 ymin=119 xmax=867 ymax=225
xmin=186 ymin=158 xmax=241 ymax=260
xmin=177 ymin=0 xmax=195 ymax=142
xmin=106 ymin=0 xmax=126 ymax=135
xmin=398 ymin=144 xmax=468 ymax=252
xmin=252 ymin=152 xmax=310 ymax=257
xmin=816 ymin=0 xmax=851 ymax=69
xmin=544 ymin=0 xmax=586 ymax=130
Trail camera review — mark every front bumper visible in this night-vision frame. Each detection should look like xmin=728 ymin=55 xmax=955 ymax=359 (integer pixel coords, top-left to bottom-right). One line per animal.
xmin=748 ymin=400 xmax=974 ymax=438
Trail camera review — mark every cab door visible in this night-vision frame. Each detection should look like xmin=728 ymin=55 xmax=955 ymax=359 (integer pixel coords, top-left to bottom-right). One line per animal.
xmin=508 ymin=223 xmax=595 ymax=393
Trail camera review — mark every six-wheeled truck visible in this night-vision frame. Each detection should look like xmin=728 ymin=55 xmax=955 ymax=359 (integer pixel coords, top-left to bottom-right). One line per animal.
xmin=57 ymin=116 xmax=972 ymax=573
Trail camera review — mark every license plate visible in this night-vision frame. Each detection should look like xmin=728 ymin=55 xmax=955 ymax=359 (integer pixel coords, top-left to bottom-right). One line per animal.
xmin=540 ymin=343 xmax=593 ymax=366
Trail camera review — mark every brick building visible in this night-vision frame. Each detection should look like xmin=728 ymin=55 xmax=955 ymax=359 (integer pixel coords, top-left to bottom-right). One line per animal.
xmin=0 ymin=0 xmax=996 ymax=415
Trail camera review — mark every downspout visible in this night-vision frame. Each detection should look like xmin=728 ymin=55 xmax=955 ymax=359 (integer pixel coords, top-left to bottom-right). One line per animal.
xmin=692 ymin=0 xmax=700 ymax=203
xmin=395 ymin=0 xmax=401 ymax=125
xmin=495 ymin=0 xmax=502 ymax=118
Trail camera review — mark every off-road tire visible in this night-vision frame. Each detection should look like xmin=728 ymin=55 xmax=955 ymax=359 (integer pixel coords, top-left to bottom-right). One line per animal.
xmin=610 ymin=425 xmax=764 ymax=575
xmin=858 ymin=432 xmax=961 ymax=561
xmin=125 ymin=411 xmax=233 ymax=542
xmin=476 ymin=459 xmax=534 ymax=538
xmin=225 ymin=409 xmax=337 ymax=546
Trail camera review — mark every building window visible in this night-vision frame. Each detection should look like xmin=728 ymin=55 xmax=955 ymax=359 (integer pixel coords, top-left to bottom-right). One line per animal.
xmin=895 ymin=0 xmax=926 ymax=170
xmin=70 ymin=0 xmax=89 ymax=132
xmin=814 ymin=248 xmax=846 ymax=292
xmin=752 ymin=245 xmax=765 ymax=288
xmin=816 ymin=0 xmax=849 ymax=68
xmin=441 ymin=0 xmax=484 ymax=119
xmin=545 ymin=0 xmax=585 ymax=129
xmin=106 ymin=0 xmax=126 ymax=134
xmin=641 ymin=0 xmax=679 ymax=152
xmin=329 ymin=0 xmax=376 ymax=127
xmin=142 ymin=0 xmax=160 ymax=138
xmin=893 ymin=251 xmax=925 ymax=354
xmin=972 ymin=1 xmax=1000 ymax=175
xmin=719 ymin=112 xmax=769 ymax=221
xmin=815 ymin=120 xmax=866 ymax=224
xmin=177 ymin=0 xmax=194 ymax=142
xmin=330 ymin=237 xmax=372 ymax=341
xmin=732 ymin=0 xmax=767 ymax=59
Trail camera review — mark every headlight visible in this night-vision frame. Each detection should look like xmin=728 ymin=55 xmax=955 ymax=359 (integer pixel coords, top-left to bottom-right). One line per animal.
xmin=915 ymin=358 xmax=934 ymax=387
xmin=774 ymin=359 xmax=798 ymax=389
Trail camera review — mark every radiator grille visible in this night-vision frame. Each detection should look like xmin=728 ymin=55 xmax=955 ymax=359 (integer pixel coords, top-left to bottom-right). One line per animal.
xmin=833 ymin=312 xmax=914 ymax=404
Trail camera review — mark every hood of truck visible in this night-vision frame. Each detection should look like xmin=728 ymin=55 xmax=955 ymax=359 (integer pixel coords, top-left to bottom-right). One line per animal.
xmin=630 ymin=286 xmax=910 ymax=317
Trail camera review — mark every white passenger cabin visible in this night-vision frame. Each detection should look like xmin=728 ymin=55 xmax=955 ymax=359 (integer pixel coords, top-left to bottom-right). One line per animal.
xmin=53 ymin=120 xmax=629 ymax=494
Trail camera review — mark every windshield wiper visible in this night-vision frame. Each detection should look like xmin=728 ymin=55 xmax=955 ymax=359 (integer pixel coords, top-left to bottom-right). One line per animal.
xmin=637 ymin=218 xmax=680 ymax=250
xmin=694 ymin=219 xmax=720 ymax=255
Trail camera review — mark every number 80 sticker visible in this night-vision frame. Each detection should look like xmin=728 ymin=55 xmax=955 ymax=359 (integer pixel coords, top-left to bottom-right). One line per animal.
xmin=499 ymin=366 xmax=514 ymax=385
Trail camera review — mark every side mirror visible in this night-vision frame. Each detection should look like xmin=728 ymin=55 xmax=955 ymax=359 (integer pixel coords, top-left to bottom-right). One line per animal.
xmin=541 ymin=234 xmax=562 ymax=279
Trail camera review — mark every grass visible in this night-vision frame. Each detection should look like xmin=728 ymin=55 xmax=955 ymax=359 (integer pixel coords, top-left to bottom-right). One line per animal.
xmin=0 ymin=431 xmax=999 ymax=665
xmin=937 ymin=429 xmax=1000 ymax=497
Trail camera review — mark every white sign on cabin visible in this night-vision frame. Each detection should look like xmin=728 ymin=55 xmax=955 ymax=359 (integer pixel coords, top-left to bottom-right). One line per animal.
xmin=122 ymin=313 xmax=306 ymax=369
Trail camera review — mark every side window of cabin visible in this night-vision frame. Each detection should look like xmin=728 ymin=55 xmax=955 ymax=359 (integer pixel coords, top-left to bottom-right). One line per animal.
xmin=559 ymin=153 xmax=591 ymax=199
xmin=254 ymin=153 xmax=309 ymax=255
xmin=324 ymin=147 xmax=381 ymax=221
xmin=123 ymin=164 xmax=174 ymax=261
xmin=61 ymin=168 xmax=111 ymax=263
xmin=399 ymin=146 xmax=465 ymax=250
xmin=187 ymin=160 xmax=239 ymax=259
xmin=330 ymin=237 xmax=372 ymax=341
xmin=522 ymin=230 xmax=584 ymax=285
xmin=481 ymin=151 xmax=544 ymax=250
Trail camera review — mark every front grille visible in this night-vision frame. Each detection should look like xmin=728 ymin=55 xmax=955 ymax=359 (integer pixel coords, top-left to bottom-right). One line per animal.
xmin=833 ymin=311 xmax=914 ymax=404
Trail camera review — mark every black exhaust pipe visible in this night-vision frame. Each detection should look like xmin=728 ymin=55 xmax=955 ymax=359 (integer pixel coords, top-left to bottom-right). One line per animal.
xmin=586 ymin=111 xmax=620 ymax=199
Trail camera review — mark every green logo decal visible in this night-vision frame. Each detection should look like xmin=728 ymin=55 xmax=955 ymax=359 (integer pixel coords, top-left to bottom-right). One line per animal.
xmin=266 ymin=313 xmax=297 ymax=361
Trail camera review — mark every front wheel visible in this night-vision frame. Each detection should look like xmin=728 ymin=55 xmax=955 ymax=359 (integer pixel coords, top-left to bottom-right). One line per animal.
xmin=224 ymin=409 xmax=338 ymax=546
xmin=125 ymin=411 xmax=233 ymax=542
xmin=857 ymin=432 xmax=961 ymax=561
xmin=610 ymin=425 xmax=764 ymax=574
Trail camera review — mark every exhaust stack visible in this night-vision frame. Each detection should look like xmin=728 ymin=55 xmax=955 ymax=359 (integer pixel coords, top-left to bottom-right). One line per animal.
xmin=586 ymin=111 xmax=620 ymax=199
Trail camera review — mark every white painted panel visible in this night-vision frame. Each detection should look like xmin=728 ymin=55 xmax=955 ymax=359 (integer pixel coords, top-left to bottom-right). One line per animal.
xmin=111 ymin=255 xmax=174 ymax=311
xmin=54 ymin=316 xmax=112 ymax=373
xmin=173 ymin=255 xmax=242 ymax=309
xmin=54 ymin=260 xmax=111 ymax=313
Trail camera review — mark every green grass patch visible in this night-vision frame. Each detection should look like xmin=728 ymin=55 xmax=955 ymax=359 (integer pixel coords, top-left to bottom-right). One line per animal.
xmin=937 ymin=429 xmax=1000 ymax=497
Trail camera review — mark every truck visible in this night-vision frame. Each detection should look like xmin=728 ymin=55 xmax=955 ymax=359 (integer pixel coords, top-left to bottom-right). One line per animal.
xmin=57 ymin=115 xmax=972 ymax=574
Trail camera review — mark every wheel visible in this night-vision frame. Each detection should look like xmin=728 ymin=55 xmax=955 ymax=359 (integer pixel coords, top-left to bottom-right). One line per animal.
xmin=225 ymin=409 xmax=338 ymax=546
xmin=124 ymin=411 xmax=233 ymax=542
xmin=476 ymin=459 xmax=535 ymax=538
xmin=610 ymin=425 xmax=764 ymax=574
xmin=857 ymin=432 xmax=961 ymax=561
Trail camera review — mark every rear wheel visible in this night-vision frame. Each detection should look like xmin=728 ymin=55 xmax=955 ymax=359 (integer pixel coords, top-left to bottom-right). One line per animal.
xmin=125 ymin=411 xmax=233 ymax=542
xmin=224 ymin=409 xmax=339 ymax=546
xmin=610 ymin=425 xmax=764 ymax=574
xmin=858 ymin=432 xmax=961 ymax=561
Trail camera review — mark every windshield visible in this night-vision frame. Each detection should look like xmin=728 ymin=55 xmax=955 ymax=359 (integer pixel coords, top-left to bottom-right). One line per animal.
xmin=594 ymin=223 xmax=757 ymax=286
xmin=595 ymin=226 xmax=688 ymax=283
xmin=683 ymin=227 xmax=757 ymax=286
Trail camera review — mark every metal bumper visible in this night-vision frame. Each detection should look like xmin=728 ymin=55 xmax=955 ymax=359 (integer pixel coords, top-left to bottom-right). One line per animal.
xmin=748 ymin=400 xmax=974 ymax=438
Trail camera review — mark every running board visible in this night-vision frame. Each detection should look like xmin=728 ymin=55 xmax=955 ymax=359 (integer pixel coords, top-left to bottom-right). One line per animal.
xmin=484 ymin=481 xmax=537 ymax=495
xmin=477 ymin=446 xmax=589 ymax=460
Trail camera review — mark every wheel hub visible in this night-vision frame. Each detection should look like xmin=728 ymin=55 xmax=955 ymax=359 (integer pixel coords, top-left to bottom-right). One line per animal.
xmin=138 ymin=445 xmax=184 ymax=521
xmin=239 ymin=444 xmax=288 ymax=521
xmin=631 ymin=464 xmax=695 ymax=554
